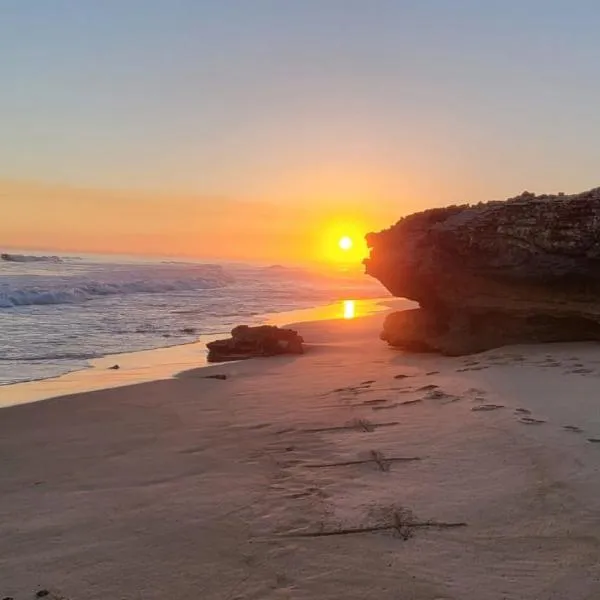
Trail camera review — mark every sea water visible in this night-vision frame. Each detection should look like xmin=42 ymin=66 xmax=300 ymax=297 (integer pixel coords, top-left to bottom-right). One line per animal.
xmin=0 ymin=253 xmax=383 ymax=385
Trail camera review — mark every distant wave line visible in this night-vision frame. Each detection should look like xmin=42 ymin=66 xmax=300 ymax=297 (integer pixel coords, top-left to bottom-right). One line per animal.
xmin=1 ymin=253 xmax=63 ymax=263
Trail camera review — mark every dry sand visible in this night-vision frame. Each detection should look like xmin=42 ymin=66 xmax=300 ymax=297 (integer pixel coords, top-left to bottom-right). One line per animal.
xmin=2 ymin=310 xmax=600 ymax=599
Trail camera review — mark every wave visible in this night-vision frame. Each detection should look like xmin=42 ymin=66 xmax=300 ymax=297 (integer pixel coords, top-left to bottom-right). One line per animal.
xmin=1 ymin=253 xmax=62 ymax=263
xmin=0 ymin=264 xmax=232 ymax=308
xmin=0 ymin=277 xmax=230 ymax=308
xmin=0 ymin=352 xmax=100 ymax=362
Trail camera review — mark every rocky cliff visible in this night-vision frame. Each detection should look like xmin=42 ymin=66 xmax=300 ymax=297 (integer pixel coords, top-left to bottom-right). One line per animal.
xmin=365 ymin=187 xmax=600 ymax=355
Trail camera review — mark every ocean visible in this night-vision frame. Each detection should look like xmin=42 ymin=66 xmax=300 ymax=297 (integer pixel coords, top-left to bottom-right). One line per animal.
xmin=0 ymin=252 xmax=384 ymax=385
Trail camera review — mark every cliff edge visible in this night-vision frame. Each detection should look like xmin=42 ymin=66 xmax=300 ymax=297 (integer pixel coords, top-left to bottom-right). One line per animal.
xmin=365 ymin=188 xmax=600 ymax=355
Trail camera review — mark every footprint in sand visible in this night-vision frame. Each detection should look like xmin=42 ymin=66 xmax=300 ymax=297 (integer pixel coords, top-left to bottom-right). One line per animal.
xmin=541 ymin=361 xmax=561 ymax=368
xmin=370 ymin=398 xmax=423 ymax=411
xmin=372 ymin=403 xmax=400 ymax=411
xmin=466 ymin=387 xmax=486 ymax=396
xmin=425 ymin=389 xmax=447 ymax=399
xmin=362 ymin=398 xmax=389 ymax=410
xmin=289 ymin=486 xmax=326 ymax=500
xmin=426 ymin=389 xmax=460 ymax=403
xmin=563 ymin=425 xmax=584 ymax=433
xmin=399 ymin=398 xmax=423 ymax=406
xmin=518 ymin=416 xmax=546 ymax=425
xmin=331 ymin=383 xmax=371 ymax=395
xmin=362 ymin=398 xmax=388 ymax=406
xmin=304 ymin=419 xmax=399 ymax=434
xmin=418 ymin=384 xmax=438 ymax=391
xmin=471 ymin=404 xmax=504 ymax=412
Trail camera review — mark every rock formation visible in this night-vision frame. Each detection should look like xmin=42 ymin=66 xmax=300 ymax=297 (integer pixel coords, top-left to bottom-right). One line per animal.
xmin=207 ymin=325 xmax=304 ymax=362
xmin=365 ymin=187 xmax=600 ymax=355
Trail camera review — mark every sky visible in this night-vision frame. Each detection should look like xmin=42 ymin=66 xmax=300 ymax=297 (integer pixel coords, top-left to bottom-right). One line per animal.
xmin=2 ymin=0 xmax=600 ymax=262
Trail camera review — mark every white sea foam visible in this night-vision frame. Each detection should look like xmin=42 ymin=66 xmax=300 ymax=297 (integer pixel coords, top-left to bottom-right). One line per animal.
xmin=0 ymin=264 xmax=232 ymax=308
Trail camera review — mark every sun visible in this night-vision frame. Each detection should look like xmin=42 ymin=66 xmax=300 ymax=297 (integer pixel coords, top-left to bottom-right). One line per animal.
xmin=338 ymin=236 xmax=353 ymax=251
xmin=319 ymin=223 xmax=368 ymax=264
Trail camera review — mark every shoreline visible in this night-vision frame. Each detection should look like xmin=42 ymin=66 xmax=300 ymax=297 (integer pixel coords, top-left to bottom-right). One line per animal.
xmin=3 ymin=298 xmax=600 ymax=598
xmin=0 ymin=297 xmax=397 ymax=408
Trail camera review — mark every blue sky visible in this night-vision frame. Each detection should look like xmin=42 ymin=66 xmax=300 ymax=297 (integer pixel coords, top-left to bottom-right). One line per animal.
xmin=1 ymin=0 xmax=600 ymax=210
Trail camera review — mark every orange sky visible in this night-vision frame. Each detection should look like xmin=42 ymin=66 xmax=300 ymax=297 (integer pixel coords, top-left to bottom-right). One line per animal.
xmin=4 ymin=4 xmax=600 ymax=267
xmin=0 ymin=179 xmax=408 ymax=265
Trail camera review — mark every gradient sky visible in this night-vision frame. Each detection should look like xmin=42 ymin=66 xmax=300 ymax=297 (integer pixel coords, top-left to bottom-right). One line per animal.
xmin=2 ymin=0 xmax=600 ymax=261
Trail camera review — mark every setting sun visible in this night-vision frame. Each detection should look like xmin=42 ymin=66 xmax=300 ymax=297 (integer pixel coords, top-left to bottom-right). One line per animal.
xmin=338 ymin=236 xmax=353 ymax=251
xmin=317 ymin=223 xmax=369 ymax=265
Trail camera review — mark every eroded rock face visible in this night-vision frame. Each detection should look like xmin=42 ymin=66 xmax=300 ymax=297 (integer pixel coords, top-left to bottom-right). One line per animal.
xmin=207 ymin=325 xmax=304 ymax=362
xmin=365 ymin=188 xmax=600 ymax=355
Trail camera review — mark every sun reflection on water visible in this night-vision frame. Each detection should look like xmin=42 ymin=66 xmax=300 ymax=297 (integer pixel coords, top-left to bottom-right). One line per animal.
xmin=342 ymin=299 xmax=356 ymax=319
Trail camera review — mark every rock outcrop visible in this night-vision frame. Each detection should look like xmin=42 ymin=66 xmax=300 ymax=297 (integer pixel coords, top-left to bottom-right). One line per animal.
xmin=207 ymin=325 xmax=304 ymax=362
xmin=365 ymin=187 xmax=600 ymax=355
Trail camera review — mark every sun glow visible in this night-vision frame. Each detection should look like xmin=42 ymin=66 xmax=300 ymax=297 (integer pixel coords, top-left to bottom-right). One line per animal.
xmin=338 ymin=236 xmax=353 ymax=251
xmin=318 ymin=222 xmax=369 ymax=264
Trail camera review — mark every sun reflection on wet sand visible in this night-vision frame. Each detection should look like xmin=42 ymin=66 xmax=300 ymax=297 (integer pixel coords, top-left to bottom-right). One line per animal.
xmin=343 ymin=299 xmax=356 ymax=319
xmin=0 ymin=298 xmax=396 ymax=408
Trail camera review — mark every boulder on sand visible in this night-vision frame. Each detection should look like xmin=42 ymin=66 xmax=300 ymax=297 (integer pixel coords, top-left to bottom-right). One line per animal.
xmin=206 ymin=325 xmax=304 ymax=362
xmin=365 ymin=187 xmax=600 ymax=355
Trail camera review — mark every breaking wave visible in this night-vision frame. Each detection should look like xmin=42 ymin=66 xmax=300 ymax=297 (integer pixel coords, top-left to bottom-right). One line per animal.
xmin=0 ymin=264 xmax=232 ymax=308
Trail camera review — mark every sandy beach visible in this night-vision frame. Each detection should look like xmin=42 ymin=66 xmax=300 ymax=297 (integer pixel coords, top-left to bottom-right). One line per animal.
xmin=3 ymin=307 xmax=600 ymax=599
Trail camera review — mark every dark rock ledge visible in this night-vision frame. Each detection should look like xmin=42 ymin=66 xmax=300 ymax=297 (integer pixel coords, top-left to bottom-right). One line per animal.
xmin=365 ymin=187 xmax=600 ymax=355
xmin=207 ymin=325 xmax=304 ymax=362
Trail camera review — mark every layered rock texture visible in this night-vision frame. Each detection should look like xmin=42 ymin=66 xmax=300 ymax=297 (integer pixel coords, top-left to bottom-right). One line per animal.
xmin=365 ymin=188 xmax=600 ymax=355
xmin=207 ymin=325 xmax=304 ymax=362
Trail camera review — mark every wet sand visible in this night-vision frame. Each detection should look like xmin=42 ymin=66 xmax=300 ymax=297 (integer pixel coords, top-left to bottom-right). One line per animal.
xmin=0 ymin=299 xmax=390 ymax=408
